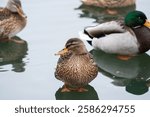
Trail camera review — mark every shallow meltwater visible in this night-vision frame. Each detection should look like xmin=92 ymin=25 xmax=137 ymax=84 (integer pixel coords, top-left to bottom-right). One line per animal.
xmin=0 ymin=0 xmax=150 ymax=100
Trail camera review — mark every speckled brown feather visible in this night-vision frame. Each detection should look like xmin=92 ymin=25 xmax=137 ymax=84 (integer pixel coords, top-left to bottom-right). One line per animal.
xmin=81 ymin=0 xmax=135 ymax=8
xmin=0 ymin=8 xmax=26 ymax=39
xmin=55 ymin=38 xmax=98 ymax=88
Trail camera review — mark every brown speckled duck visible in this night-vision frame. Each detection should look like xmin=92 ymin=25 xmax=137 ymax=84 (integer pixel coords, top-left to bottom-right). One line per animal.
xmin=0 ymin=0 xmax=27 ymax=42
xmin=55 ymin=38 xmax=98 ymax=92
xmin=81 ymin=0 xmax=136 ymax=8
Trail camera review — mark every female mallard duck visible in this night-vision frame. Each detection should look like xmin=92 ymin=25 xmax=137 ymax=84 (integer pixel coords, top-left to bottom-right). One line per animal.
xmin=81 ymin=0 xmax=136 ymax=8
xmin=55 ymin=38 xmax=98 ymax=92
xmin=80 ymin=10 xmax=150 ymax=60
xmin=0 ymin=0 xmax=27 ymax=42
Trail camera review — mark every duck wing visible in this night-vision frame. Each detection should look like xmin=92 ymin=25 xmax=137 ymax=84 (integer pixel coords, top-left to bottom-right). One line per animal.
xmin=0 ymin=8 xmax=11 ymax=21
xmin=0 ymin=8 xmax=9 ymax=35
xmin=84 ymin=21 xmax=126 ymax=39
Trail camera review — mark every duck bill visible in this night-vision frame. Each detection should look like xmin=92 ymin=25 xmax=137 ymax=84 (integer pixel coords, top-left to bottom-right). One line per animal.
xmin=55 ymin=48 xmax=68 ymax=56
xmin=17 ymin=7 xmax=27 ymax=18
xmin=144 ymin=20 xmax=150 ymax=28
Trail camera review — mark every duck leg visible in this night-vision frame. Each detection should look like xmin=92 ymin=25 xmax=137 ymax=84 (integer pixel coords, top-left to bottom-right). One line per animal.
xmin=117 ymin=55 xmax=132 ymax=61
xmin=66 ymin=86 xmax=88 ymax=92
xmin=76 ymin=87 xmax=88 ymax=92
xmin=61 ymin=84 xmax=71 ymax=92
xmin=106 ymin=9 xmax=118 ymax=15
xmin=61 ymin=84 xmax=88 ymax=92
xmin=9 ymin=37 xmax=25 ymax=44
xmin=74 ymin=87 xmax=88 ymax=92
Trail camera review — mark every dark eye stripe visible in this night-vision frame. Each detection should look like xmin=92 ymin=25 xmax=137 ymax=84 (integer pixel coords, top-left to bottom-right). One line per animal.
xmin=66 ymin=43 xmax=75 ymax=48
xmin=66 ymin=41 xmax=79 ymax=48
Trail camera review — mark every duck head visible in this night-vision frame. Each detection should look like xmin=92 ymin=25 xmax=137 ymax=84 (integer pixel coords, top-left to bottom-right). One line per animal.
xmin=55 ymin=38 xmax=88 ymax=56
xmin=125 ymin=10 xmax=150 ymax=28
xmin=6 ymin=0 xmax=27 ymax=18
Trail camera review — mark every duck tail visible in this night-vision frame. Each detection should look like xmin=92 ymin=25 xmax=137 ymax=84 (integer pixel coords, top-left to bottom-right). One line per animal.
xmin=79 ymin=30 xmax=93 ymax=46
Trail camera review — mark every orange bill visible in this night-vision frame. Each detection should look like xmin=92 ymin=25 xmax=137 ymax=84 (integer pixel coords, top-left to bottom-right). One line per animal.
xmin=55 ymin=48 xmax=68 ymax=56
xmin=144 ymin=20 xmax=150 ymax=28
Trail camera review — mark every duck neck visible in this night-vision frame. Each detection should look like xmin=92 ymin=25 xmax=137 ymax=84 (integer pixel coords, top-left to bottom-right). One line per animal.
xmin=74 ymin=46 xmax=88 ymax=55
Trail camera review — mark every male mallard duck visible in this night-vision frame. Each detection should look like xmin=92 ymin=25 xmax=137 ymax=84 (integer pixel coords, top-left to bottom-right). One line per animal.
xmin=0 ymin=0 xmax=27 ymax=42
xmin=81 ymin=0 xmax=136 ymax=8
xmin=55 ymin=38 xmax=98 ymax=92
xmin=80 ymin=10 xmax=150 ymax=60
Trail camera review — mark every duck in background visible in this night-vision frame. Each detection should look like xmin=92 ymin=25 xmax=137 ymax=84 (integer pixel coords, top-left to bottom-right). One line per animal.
xmin=81 ymin=0 xmax=136 ymax=8
xmin=0 ymin=36 xmax=28 ymax=72
xmin=0 ymin=0 xmax=27 ymax=43
xmin=55 ymin=38 xmax=98 ymax=92
xmin=80 ymin=10 xmax=150 ymax=60
xmin=80 ymin=0 xmax=136 ymax=15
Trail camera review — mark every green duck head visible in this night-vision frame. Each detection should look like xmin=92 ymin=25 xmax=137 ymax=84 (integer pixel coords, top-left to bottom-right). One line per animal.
xmin=125 ymin=10 xmax=150 ymax=28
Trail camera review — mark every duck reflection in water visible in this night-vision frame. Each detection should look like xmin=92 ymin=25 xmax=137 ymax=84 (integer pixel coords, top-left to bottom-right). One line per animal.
xmin=55 ymin=85 xmax=99 ymax=100
xmin=91 ymin=49 xmax=150 ymax=95
xmin=76 ymin=1 xmax=135 ymax=23
xmin=0 ymin=36 xmax=28 ymax=72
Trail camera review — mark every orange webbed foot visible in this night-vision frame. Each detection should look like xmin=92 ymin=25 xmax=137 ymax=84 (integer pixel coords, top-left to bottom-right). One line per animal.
xmin=10 ymin=39 xmax=25 ymax=44
xmin=117 ymin=55 xmax=133 ymax=61
xmin=61 ymin=87 xmax=71 ymax=92
xmin=61 ymin=84 xmax=71 ymax=92
xmin=106 ymin=9 xmax=118 ymax=15
xmin=76 ymin=87 xmax=88 ymax=92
